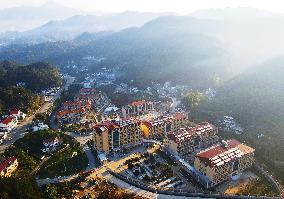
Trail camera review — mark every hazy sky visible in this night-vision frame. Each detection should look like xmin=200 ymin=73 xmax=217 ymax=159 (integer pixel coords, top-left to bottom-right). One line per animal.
xmin=1 ymin=0 xmax=284 ymax=14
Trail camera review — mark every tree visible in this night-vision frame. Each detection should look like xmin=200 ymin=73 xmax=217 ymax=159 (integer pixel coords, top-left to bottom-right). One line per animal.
xmin=182 ymin=91 xmax=204 ymax=111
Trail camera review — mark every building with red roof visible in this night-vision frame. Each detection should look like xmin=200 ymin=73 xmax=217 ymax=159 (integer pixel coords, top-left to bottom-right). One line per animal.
xmin=122 ymin=100 xmax=154 ymax=117
xmin=166 ymin=122 xmax=219 ymax=158
xmin=194 ymin=139 xmax=255 ymax=187
xmin=93 ymin=119 xmax=142 ymax=153
xmin=0 ymin=156 xmax=18 ymax=177
xmin=0 ymin=116 xmax=18 ymax=132
xmin=57 ymin=108 xmax=86 ymax=124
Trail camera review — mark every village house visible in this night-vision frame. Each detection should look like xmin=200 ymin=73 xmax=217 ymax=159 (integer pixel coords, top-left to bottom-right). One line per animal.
xmin=193 ymin=139 xmax=255 ymax=188
xmin=42 ymin=137 xmax=60 ymax=153
xmin=0 ymin=156 xmax=18 ymax=177
xmin=0 ymin=116 xmax=18 ymax=132
xmin=57 ymin=108 xmax=87 ymax=124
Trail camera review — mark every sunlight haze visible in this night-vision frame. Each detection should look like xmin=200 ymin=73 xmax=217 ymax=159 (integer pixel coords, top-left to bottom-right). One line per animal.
xmin=1 ymin=0 xmax=284 ymax=14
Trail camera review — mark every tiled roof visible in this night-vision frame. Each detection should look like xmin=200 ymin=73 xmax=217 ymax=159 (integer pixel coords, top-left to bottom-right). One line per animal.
xmin=9 ymin=109 xmax=20 ymax=115
xmin=196 ymin=139 xmax=253 ymax=168
xmin=167 ymin=122 xmax=216 ymax=144
xmin=0 ymin=116 xmax=16 ymax=125
xmin=57 ymin=108 xmax=85 ymax=117
xmin=0 ymin=156 xmax=17 ymax=173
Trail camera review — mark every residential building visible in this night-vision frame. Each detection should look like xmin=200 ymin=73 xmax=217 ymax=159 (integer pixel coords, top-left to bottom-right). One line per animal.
xmin=141 ymin=112 xmax=188 ymax=139
xmin=42 ymin=137 xmax=60 ymax=153
xmin=166 ymin=122 xmax=219 ymax=158
xmin=63 ymin=100 xmax=91 ymax=110
xmin=32 ymin=122 xmax=49 ymax=132
xmin=0 ymin=116 xmax=18 ymax=132
xmin=57 ymin=108 xmax=86 ymax=124
xmin=93 ymin=119 xmax=142 ymax=153
xmin=194 ymin=139 xmax=255 ymax=188
xmin=0 ymin=156 xmax=18 ymax=177
xmin=122 ymin=100 xmax=154 ymax=117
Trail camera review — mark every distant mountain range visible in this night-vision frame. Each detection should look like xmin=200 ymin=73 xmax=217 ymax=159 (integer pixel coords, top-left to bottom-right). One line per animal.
xmin=0 ymin=1 xmax=84 ymax=32
xmin=0 ymin=11 xmax=171 ymax=44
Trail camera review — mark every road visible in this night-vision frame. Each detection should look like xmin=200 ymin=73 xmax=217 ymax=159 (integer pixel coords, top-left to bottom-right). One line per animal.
xmin=254 ymin=163 xmax=284 ymax=197
xmin=0 ymin=76 xmax=75 ymax=154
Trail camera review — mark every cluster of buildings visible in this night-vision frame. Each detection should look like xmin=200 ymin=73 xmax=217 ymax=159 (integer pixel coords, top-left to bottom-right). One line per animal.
xmin=92 ymin=99 xmax=255 ymax=189
xmin=0 ymin=156 xmax=18 ymax=177
xmin=57 ymin=88 xmax=96 ymax=124
xmin=0 ymin=109 xmax=26 ymax=132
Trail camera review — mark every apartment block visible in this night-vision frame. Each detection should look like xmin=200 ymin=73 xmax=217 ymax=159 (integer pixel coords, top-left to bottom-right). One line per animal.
xmin=194 ymin=139 xmax=255 ymax=188
xmin=166 ymin=122 xmax=219 ymax=158
xmin=93 ymin=119 xmax=142 ymax=152
xmin=141 ymin=112 xmax=188 ymax=139
xmin=122 ymin=100 xmax=154 ymax=117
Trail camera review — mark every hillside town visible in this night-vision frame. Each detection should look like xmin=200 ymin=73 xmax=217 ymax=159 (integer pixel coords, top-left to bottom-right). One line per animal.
xmin=0 ymin=76 xmax=282 ymax=199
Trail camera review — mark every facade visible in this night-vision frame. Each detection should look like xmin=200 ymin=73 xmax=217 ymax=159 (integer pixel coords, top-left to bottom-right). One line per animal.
xmin=0 ymin=156 xmax=18 ymax=177
xmin=166 ymin=122 xmax=219 ymax=158
xmin=57 ymin=108 xmax=86 ymax=124
xmin=0 ymin=116 xmax=18 ymax=132
xmin=194 ymin=139 xmax=255 ymax=188
xmin=122 ymin=100 xmax=154 ymax=117
xmin=93 ymin=119 xmax=142 ymax=153
xmin=141 ymin=112 xmax=188 ymax=139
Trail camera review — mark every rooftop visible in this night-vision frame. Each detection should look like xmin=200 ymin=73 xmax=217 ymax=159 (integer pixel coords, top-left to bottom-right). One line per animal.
xmin=57 ymin=108 xmax=85 ymax=117
xmin=0 ymin=156 xmax=17 ymax=173
xmin=167 ymin=122 xmax=216 ymax=144
xmin=0 ymin=116 xmax=16 ymax=125
xmin=196 ymin=139 xmax=254 ymax=168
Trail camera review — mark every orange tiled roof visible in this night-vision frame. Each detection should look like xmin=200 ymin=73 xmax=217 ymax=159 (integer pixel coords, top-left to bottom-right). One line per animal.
xmin=57 ymin=108 xmax=85 ymax=117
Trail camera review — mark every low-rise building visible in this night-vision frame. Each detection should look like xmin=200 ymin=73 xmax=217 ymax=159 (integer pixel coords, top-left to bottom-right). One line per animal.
xmin=42 ymin=137 xmax=60 ymax=153
xmin=0 ymin=156 xmax=18 ymax=177
xmin=32 ymin=122 xmax=49 ymax=132
xmin=122 ymin=100 xmax=154 ymax=117
xmin=57 ymin=108 xmax=86 ymax=124
xmin=166 ymin=122 xmax=219 ymax=158
xmin=63 ymin=100 xmax=91 ymax=110
xmin=93 ymin=119 xmax=142 ymax=152
xmin=0 ymin=116 xmax=18 ymax=132
xmin=194 ymin=139 xmax=255 ymax=188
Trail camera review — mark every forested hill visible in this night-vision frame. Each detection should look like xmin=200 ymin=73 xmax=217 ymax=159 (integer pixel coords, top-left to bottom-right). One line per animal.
xmin=0 ymin=16 xmax=232 ymax=89
xmin=0 ymin=61 xmax=62 ymax=113
xmin=195 ymin=56 xmax=284 ymax=182
xmin=0 ymin=61 xmax=61 ymax=92
xmin=215 ymin=56 xmax=284 ymax=127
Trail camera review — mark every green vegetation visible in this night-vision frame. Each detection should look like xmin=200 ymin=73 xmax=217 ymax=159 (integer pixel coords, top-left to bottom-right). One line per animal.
xmin=182 ymin=91 xmax=204 ymax=111
xmin=0 ymin=61 xmax=62 ymax=113
xmin=41 ymin=182 xmax=73 ymax=199
xmin=4 ymin=130 xmax=87 ymax=178
xmin=0 ymin=61 xmax=61 ymax=92
xmin=37 ymin=143 xmax=88 ymax=178
xmin=0 ymin=86 xmax=43 ymax=114
xmin=0 ymin=176 xmax=42 ymax=199
xmin=238 ymin=166 xmax=278 ymax=196
xmin=190 ymin=56 xmax=284 ymax=189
